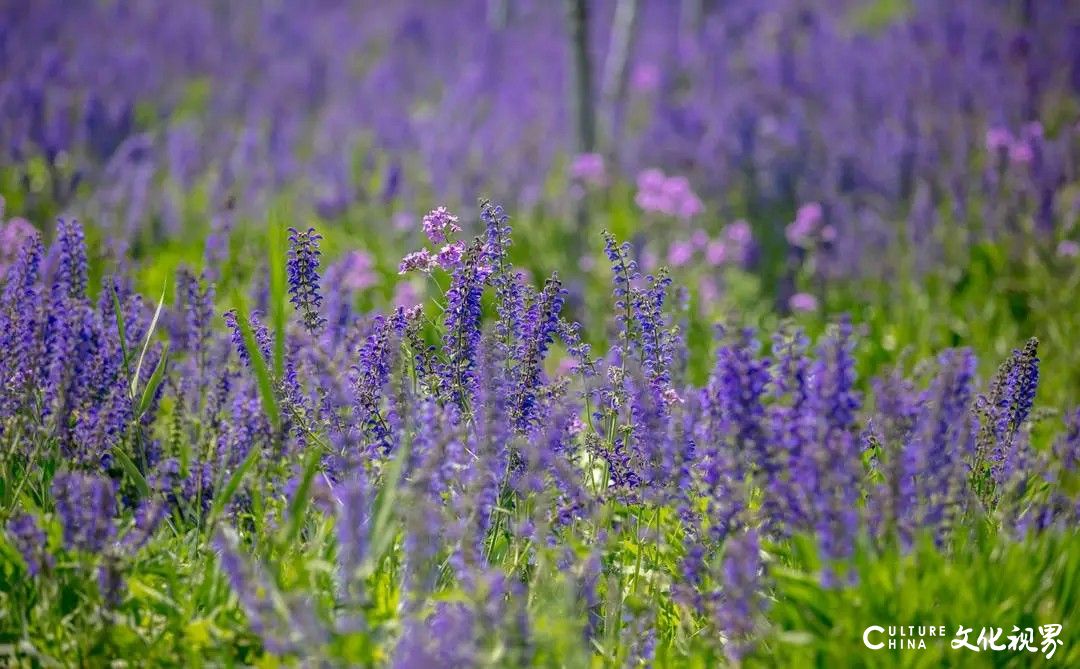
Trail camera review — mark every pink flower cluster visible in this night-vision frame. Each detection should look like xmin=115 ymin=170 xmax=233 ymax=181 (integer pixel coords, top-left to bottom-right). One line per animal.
xmin=400 ymin=207 xmax=466 ymax=274
xmin=985 ymin=122 xmax=1042 ymax=165
xmin=785 ymin=202 xmax=835 ymax=248
xmin=0 ymin=201 xmax=37 ymax=275
xmin=635 ymin=168 xmax=703 ymax=220
xmin=570 ymin=153 xmax=607 ymax=187
xmin=662 ymin=220 xmax=754 ymax=268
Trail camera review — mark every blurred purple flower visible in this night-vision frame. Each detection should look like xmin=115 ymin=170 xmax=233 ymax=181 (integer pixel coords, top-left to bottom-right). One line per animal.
xmin=1057 ymin=240 xmax=1079 ymax=258
xmin=630 ymin=62 xmax=661 ymax=93
xmin=667 ymin=240 xmax=694 ymax=267
xmin=705 ymin=239 xmax=727 ymax=266
xmin=786 ymin=202 xmax=822 ymax=246
xmin=635 ymin=168 xmax=702 ymax=219
xmin=570 ymin=152 xmax=606 ymax=186
xmin=334 ymin=251 xmax=377 ymax=291
xmin=788 ymin=293 xmax=818 ymax=312
xmin=985 ymin=127 xmax=1012 ymax=152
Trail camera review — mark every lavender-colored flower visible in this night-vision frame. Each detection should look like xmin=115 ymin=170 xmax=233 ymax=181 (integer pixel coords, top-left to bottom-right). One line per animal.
xmin=985 ymin=127 xmax=1012 ymax=151
xmin=716 ymin=529 xmax=767 ymax=662
xmin=634 ymin=168 xmax=703 ymax=219
xmin=336 ymin=469 xmax=369 ymax=599
xmin=667 ymin=241 xmax=694 ymax=267
xmin=176 ymin=268 xmax=215 ymax=359
xmin=393 ymin=602 xmax=476 ymax=669
xmin=6 ymin=513 xmax=53 ymax=576
xmin=50 ymin=219 xmax=88 ymax=302
xmin=1058 ymin=240 xmax=1080 ymax=258
xmin=788 ymin=292 xmax=818 ymax=312
xmin=421 ymin=206 xmax=461 ymax=244
xmin=633 ymin=269 xmax=676 ymax=400
xmin=0 ymin=234 xmax=44 ymax=420
xmin=511 ymin=273 xmax=565 ymax=430
xmin=436 ymin=240 xmax=465 ymax=269
xmin=785 ymin=202 xmax=823 ymax=246
xmin=214 ymin=528 xmax=320 ymax=655
xmin=52 ymin=472 xmax=118 ymax=554
xmin=334 ymin=250 xmax=377 ymax=291
xmin=352 ymin=313 xmax=397 ymax=451
xmin=398 ymin=249 xmax=436 ymax=274
xmin=287 ymin=227 xmax=326 ymax=334
xmin=0 ymin=217 xmax=37 ymax=274
xmin=569 ymin=152 xmax=606 ymax=186
xmin=439 ymin=240 xmax=486 ymax=406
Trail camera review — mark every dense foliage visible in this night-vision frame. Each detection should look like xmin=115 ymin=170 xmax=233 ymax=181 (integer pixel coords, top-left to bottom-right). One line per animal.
xmin=1 ymin=208 xmax=1077 ymax=666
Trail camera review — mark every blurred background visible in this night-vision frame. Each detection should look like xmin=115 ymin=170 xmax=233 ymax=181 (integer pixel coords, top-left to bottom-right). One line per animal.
xmin=2 ymin=0 xmax=1079 ymax=399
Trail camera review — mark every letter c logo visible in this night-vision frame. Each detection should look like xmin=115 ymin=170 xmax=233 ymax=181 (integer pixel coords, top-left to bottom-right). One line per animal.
xmin=863 ymin=626 xmax=885 ymax=650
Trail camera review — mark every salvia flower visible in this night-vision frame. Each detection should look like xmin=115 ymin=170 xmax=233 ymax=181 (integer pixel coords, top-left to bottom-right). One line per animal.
xmin=287 ymin=226 xmax=326 ymax=334
xmin=52 ymin=472 xmax=118 ymax=554
xmin=6 ymin=513 xmax=53 ymax=576
xmin=436 ymin=241 xmax=465 ymax=270
xmin=716 ymin=529 xmax=767 ymax=662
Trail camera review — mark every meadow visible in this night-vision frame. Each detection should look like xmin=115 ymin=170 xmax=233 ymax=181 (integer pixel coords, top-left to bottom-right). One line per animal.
xmin=1 ymin=1 xmax=1079 ymax=666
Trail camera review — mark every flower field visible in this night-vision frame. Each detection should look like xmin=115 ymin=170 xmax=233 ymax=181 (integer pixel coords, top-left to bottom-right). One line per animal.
xmin=2 ymin=1 xmax=1080 ymax=666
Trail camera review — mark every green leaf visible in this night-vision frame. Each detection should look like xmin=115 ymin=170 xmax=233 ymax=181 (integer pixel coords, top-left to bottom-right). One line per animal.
xmin=268 ymin=207 xmax=288 ymax=380
xmin=367 ymin=440 xmax=410 ymax=569
xmin=208 ymin=434 xmax=261 ymax=525
xmin=230 ymin=292 xmax=280 ymax=431
xmin=282 ymin=445 xmax=324 ymax=547
xmin=137 ymin=341 xmax=170 ymax=417
xmin=114 ymin=448 xmax=150 ymax=498
xmin=110 ymin=284 xmax=131 ymax=373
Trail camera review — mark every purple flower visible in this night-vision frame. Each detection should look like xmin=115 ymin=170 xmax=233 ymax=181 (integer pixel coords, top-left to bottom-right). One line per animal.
xmin=287 ymin=227 xmax=326 ymax=334
xmin=436 ymin=241 xmax=465 ymax=269
xmin=0 ymin=217 xmax=37 ymax=275
xmin=705 ymin=239 xmax=727 ymax=266
xmin=985 ymin=127 xmax=1012 ymax=152
xmin=421 ymin=206 xmax=461 ymax=244
xmin=785 ymin=202 xmax=823 ymax=247
xmin=716 ymin=529 xmax=767 ymax=662
xmin=788 ymin=292 xmax=818 ymax=312
xmin=336 ymin=469 xmax=369 ymax=598
xmin=334 ymin=250 xmax=377 ymax=291
xmin=439 ymin=240 xmax=486 ymax=406
xmin=1057 ymin=240 xmax=1079 ymax=258
xmin=634 ymin=169 xmax=703 ymax=219
xmin=52 ymin=472 xmax=118 ymax=554
xmin=667 ymin=241 xmax=694 ymax=267
xmin=0 ymin=234 xmax=44 ymax=420
xmin=50 ymin=219 xmax=88 ymax=302
xmin=1008 ymin=141 xmax=1034 ymax=164
xmin=569 ymin=152 xmax=606 ymax=186
xmin=6 ymin=513 xmax=52 ymax=576
xmin=398 ymin=249 xmax=436 ymax=274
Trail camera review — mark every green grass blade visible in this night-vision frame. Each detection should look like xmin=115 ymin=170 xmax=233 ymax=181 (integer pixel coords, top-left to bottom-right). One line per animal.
xmin=110 ymin=284 xmax=131 ymax=373
xmin=282 ymin=444 xmax=324 ymax=547
xmin=268 ymin=208 xmax=287 ymax=380
xmin=230 ymin=291 xmax=280 ymax=431
xmin=137 ymin=341 xmax=170 ymax=417
xmin=131 ymin=281 xmax=167 ymax=399
xmin=367 ymin=440 xmax=409 ymax=569
xmin=115 ymin=448 xmax=151 ymax=498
